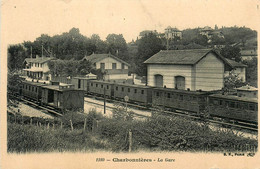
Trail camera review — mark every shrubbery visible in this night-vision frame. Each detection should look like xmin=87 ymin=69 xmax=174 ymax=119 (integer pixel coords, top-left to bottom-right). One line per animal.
xmin=7 ymin=108 xmax=257 ymax=153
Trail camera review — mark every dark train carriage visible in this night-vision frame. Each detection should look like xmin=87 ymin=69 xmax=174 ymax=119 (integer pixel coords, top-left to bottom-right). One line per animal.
xmin=88 ymin=80 xmax=114 ymax=98
xmin=21 ymin=81 xmax=47 ymax=102
xmin=71 ymin=76 xmax=96 ymax=92
xmin=152 ymin=88 xmax=209 ymax=113
xmin=208 ymin=94 xmax=258 ymax=123
xmin=41 ymin=84 xmax=84 ymax=111
xmin=113 ymin=83 xmax=152 ymax=105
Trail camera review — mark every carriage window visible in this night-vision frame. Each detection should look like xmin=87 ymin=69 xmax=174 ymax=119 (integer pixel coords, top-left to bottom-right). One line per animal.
xmin=96 ymin=84 xmax=98 ymax=87
xmin=213 ymin=100 xmax=218 ymax=105
xmin=219 ymin=100 xmax=223 ymax=106
xmin=36 ymin=87 xmax=38 ymax=92
xmin=249 ymin=104 xmax=255 ymax=111
xmin=101 ymin=84 xmax=103 ymax=88
xmin=179 ymin=95 xmax=183 ymax=100
xmin=23 ymin=84 xmax=24 ymax=89
xmin=116 ymin=86 xmax=118 ymax=90
xmin=134 ymin=89 xmax=137 ymax=93
xmin=32 ymin=87 xmax=34 ymax=92
xmin=167 ymin=93 xmax=171 ymax=98
xmin=26 ymin=85 xmax=27 ymax=90
xmin=122 ymin=87 xmax=124 ymax=92
xmin=91 ymin=83 xmax=93 ymax=86
xmin=128 ymin=88 xmax=130 ymax=92
xmin=29 ymin=86 xmax=31 ymax=91
xmin=156 ymin=92 xmax=159 ymax=97
xmin=255 ymin=105 xmax=258 ymax=111
xmin=107 ymin=85 xmax=109 ymax=89
xmin=141 ymin=90 xmax=144 ymax=94
xmin=229 ymin=102 xmax=235 ymax=108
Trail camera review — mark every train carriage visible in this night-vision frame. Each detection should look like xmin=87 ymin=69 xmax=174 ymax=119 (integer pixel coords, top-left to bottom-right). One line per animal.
xmin=152 ymin=88 xmax=209 ymax=113
xmin=208 ymin=94 xmax=258 ymax=124
xmin=41 ymin=83 xmax=84 ymax=111
xmin=88 ymin=80 xmax=114 ymax=98
xmin=113 ymin=83 xmax=152 ymax=105
xmin=21 ymin=81 xmax=47 ymax=102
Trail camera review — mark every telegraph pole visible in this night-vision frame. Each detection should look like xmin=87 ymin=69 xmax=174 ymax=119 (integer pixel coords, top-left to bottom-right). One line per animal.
xmin=104 ymin=87 xmax=106 ymax=114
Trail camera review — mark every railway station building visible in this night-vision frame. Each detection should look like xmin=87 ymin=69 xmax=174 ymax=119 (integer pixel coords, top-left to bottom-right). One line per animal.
xmin=82 ymin=53 xmax=130 ymax=81
xmin=23 ymin=55 xmax=56 ymax=80
xmin=144 ymin=49 xmax=246 ymax=91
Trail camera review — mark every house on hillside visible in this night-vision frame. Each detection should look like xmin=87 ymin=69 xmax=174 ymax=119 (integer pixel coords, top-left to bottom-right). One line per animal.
xmin=240 ymin=49 xmax=258 ymax=61
xmin=23 ymin=55 xmax=56 ymax=80
xmin=81 ymin=53 xmax=130 ymax=81
xmin=144 ymin=49 xmax=245 ymax=91
xmin=164 ymin=26 xmax=182 ymax=39
xmin=224 ymin=58 xmax=247 ymax=82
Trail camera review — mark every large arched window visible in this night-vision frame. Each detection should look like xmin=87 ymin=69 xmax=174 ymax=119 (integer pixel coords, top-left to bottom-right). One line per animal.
xmin=154 ymin=74 xmax=163 ymax=87
xmin=175 ymin=76 xmax=185 ymax=90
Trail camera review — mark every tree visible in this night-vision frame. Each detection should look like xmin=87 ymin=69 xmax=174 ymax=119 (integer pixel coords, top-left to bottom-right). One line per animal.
xmin=136 ymin=33 xmax=164 ymax=76
xmin=106 ymin=34 xmax=128 ymax=60
xmin=224 ymin=70 xmax=246 ymax=91
xmin=8 ymin=44 xmax=27 ymax=72
xmin=220 ymin=45 xmax=241 ymax=62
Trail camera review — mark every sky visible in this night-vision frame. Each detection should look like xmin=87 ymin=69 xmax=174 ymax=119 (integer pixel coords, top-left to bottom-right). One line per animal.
xmin=1 ymin=0 xmax=260 ymax=45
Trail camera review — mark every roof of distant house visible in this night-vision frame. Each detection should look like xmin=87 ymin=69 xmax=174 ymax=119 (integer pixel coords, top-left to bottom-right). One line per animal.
xmin=82 ymin=53 xmax=130 ymax=66
xmin=165 ymin=26 xmax=181 ymax=32
xmin=24 ymin=56 xmax=56 ymax=64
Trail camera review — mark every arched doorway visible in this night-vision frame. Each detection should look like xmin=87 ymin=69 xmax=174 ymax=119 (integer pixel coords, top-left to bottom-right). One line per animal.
xmin=175 ymin=76 xmax=185 ymax=90
xmin=154 ymin=74 xmax=163 ymax=87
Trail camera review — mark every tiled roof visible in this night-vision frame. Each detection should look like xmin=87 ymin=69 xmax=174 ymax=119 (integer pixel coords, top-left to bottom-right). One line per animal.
xmin=144 ymin=49 xmax=223 ymax=65
xmin=82 ymin=53 xmax=130 ymax=66
xmin=24 ymin=57 xmax=55 ymax=64
xmin=225 ymin=58 xmax=247 ymax=67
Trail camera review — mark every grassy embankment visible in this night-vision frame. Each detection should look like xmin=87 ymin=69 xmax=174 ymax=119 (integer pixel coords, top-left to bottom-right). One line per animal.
xmin=7 ymin=105 xmax=258 ymax=153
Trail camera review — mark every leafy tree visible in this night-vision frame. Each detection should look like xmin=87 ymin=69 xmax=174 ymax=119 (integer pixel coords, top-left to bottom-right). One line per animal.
xmin=8 ymin=44 xmax=27 ymax=72
xmin=106 ymin=34 xmax=128 ymax=60
xmin=224 ymin=70 xmax=246 ymax=91
xmin=136 ymin=33 xmax=164 ymax=76
xmin=220 ymin=45 xmax=241 ymax=62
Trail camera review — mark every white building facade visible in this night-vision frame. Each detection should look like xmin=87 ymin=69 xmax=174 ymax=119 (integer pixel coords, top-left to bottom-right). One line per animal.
xmin=144 ymin=49 xmax=243 ymax=91
xmin=82 ymin=53 xmax=130 ymax=80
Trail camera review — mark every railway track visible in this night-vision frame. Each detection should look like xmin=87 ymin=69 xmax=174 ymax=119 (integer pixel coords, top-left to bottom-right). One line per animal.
xmin=85 ymin=94 xmax=258 ymax=132
xmin=8 ymin=94 xmax=63 ymax=117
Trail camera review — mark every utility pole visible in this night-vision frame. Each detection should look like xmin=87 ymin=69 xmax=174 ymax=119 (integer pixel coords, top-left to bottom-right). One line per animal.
xmin=104 ymin=87 xmax=106 ymax=114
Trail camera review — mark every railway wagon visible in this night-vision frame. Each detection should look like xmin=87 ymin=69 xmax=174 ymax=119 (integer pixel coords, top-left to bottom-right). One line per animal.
xmin=208 ymin=94 xmax=258 ymax=124
xmin=113 ymin=83 xmax=152 ymax=105
xmin=41 ymin=83 xmax=84 ymax=111
xmin=152 ymin=88 xmax=209 ymax=113
xmin=21 ymin=81 xmax=47 ymax=102
xmin=71 ymin=76 xmax=96 ymax=92
xmin=88 ymin=80 xmax=114 ymax=98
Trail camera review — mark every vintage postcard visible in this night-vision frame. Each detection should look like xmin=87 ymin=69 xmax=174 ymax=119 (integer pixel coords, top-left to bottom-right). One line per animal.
xmin=1 ymin=0 xmax=259 ymax=168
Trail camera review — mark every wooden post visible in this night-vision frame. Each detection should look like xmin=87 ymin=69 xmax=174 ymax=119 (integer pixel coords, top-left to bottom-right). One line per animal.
xmin=83 ymin=118 xmax=87 ymax=132
xmin=92 ymin=119 xmax=96 ymax=132
xmin=104 ymin=87 xmax=106 ymax=114
xmin=47 ymin=122 xmax=50 ymax=129
xmin=70 ymin=119 xmax=73 ymax=131
xmin=39 ymin=122 xmax=41 ymax=127
xmin=129 ymin=129 xmax=132 ymax=153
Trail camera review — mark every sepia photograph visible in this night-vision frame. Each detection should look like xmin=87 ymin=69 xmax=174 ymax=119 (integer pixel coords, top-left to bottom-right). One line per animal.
xmin=1 ymin=0 xmax=259 ymax=168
